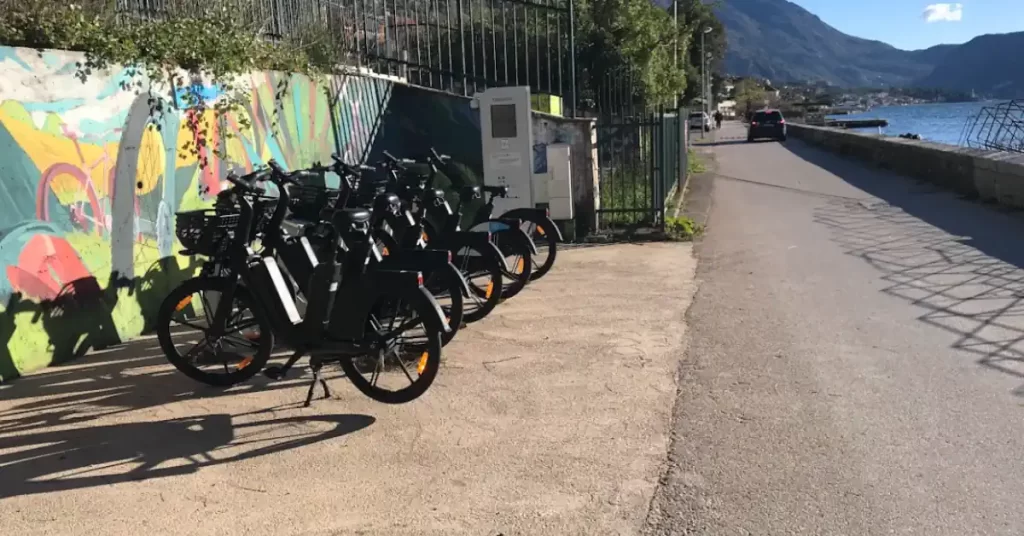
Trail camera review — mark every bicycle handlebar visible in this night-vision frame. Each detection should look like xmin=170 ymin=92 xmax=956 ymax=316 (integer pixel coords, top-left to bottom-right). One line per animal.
xmin=225 ymin=171 xmax=266 ymax=194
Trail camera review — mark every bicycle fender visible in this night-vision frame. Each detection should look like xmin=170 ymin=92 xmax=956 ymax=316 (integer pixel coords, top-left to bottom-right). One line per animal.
xmin=494 ymin=224 xmax=538 ymax=256
xmin=501 ymin=208 xmax=564 ymax=242
xmin=444 ymin=261 xmax=471 ymax=298
xmin=328 ymin=269 xmax=427 ymax=340
xmin=416 ymin=284 xmax=451 ymax=334
xmin=375 ymin=270 xmax=450 ymax=334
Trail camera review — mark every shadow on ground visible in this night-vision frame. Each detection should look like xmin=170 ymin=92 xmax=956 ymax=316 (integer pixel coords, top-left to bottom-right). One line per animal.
xmin=0 ymin=340 xmax=373 ymax=499
xmin=782 ymin=140 xmax=1024 ymax=392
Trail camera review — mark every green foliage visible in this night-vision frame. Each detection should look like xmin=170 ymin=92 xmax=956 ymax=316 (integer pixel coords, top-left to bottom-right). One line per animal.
xmin=665 ymin=215 xmax=702 ymax=241
xmin=576 ymin=0 xmax=726 ymax=108
xmin=687 ymin=149 xmax=706 ymax=174
xmin=0 ymin=0 xmax=341 ymax=167
xmin=733 ymin=78 xmax=769 ymax=116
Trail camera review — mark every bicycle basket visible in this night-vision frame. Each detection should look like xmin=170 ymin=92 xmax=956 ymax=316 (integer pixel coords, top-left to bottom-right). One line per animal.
xmin=289 ymin=184 xmax=340 ymax=221
xmin=250 ymin=199 xmax=279 ymax=237
xmin=175 ymin=210 xmax=239 ymax=256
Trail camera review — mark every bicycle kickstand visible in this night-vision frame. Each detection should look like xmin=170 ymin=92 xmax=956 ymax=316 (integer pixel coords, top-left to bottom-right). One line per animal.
xmin=304 ymin=357 xmax=332 ymax=407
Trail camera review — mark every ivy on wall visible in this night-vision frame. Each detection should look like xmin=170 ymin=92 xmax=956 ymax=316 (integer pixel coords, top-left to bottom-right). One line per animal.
xmin=0 ymin=0 xmax=342 ymax=167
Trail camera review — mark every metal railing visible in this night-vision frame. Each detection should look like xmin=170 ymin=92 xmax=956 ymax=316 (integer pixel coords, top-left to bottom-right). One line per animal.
xmin=960 ymin=100 xmax=1024 ymax=154
xmin=114 ymin=0 xmax=576 ymax=115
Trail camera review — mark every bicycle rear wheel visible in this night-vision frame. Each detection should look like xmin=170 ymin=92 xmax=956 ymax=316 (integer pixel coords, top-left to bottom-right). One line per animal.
xmin=340 ymin=288 xmax=444 ymax=404
xmin=156 ymin=277 xmax=274 ymax=387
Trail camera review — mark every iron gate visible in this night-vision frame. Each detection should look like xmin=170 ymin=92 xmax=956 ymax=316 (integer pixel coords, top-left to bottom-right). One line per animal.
xmin=593 ymin=74 xmax=683 ymax=230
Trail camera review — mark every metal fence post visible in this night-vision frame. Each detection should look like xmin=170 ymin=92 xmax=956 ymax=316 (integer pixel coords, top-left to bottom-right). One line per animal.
xmin=457 ymin=0 xmax=467 ymax=94
xmin=567 ymin=0 xmax=577 ymax=118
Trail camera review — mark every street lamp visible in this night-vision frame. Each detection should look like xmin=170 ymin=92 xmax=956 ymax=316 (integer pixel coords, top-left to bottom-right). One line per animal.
xmin=701 ymin=27 xmax=712 ymax=136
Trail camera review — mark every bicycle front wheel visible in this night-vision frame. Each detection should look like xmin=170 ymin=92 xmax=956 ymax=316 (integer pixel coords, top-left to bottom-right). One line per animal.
xmin=156 ymin=277 xmax=274 ymax=387
xmin=421 ymin=263 xmax=464 ymax=346
xmin=340 ymin=288 xmax=444 ymax=404
xmin=493 ymin=230 xmax=533 ymax=300
xmin=519 ymin=217 xmax=558 ymax=280
xmin=457 ymin=243 xmax=503 ymax=323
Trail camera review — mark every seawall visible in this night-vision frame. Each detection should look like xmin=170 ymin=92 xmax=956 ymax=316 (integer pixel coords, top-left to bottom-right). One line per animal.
xmin=788 ymin=123 xmax=1024 ymax=206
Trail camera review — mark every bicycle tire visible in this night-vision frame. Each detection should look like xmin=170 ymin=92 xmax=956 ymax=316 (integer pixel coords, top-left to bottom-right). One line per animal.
xmin=519 ymin=216 xmax=558 ymax=281
xmin=339 ymin=289 xmax=443 ymax=404
xmin=458 ymin=243 xmax=503 ymax=323
xmin=156 ymin=277 xmax=274 ymax=387
xmin=495 ymin=230 xmax=533 ymax=300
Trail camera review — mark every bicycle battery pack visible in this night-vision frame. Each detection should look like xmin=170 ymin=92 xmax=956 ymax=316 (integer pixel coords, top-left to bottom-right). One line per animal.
xmin=250 ymin=256 xmax=302 ymax=326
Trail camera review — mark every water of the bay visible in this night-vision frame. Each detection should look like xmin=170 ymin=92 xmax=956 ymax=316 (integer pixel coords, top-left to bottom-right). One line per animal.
xmin=827 ymin=101 xmax=1011 ymax=146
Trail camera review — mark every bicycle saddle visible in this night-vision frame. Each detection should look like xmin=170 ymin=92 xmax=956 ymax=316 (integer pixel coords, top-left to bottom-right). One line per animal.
xmin=482 ymin=185 xmax=509 ymax=197
xmin=332 ymin=208 xmax=372 ymax=228
xmin=373 ymin=193 xmax=401 ymax=214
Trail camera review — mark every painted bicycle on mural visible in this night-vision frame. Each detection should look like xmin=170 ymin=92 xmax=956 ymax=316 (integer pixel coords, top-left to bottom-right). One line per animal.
xmin=35 ymin=123 xmax=174 ymax=253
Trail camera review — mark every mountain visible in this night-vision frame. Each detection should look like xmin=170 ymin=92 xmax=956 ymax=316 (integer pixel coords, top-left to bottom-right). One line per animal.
xmin=709 ymin=0 xmax=1024 ymax=97
xmin=712 ymin=0 xmax=940 ymax=87
xmin=916 ymin=33 xmax=1024 ymax=97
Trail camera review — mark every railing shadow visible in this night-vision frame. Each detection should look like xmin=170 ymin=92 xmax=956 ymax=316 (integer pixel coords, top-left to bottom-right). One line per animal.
xmin=783 ymin=139 xmax=1024 ymax=391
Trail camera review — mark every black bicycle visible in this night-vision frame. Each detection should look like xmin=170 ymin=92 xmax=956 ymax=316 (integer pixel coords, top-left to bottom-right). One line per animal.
xmin=374 ymin=152 xmax=508 ymax=323
xmin=156 ymin=170 xmax=449 ymax=406
xmin=407 ymin=150 xmax=538 ymax=300
xmin=266 ymin=158 xmax=468 ymax=347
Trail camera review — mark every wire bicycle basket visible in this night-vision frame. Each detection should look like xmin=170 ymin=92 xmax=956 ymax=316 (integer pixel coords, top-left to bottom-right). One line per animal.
xmin=288 ymin=183 xmax=341 ymax=221
xmin=176 ymin=201 xmax=276 ymax=256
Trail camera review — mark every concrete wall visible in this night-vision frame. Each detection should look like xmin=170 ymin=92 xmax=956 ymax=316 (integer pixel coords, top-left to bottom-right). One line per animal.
xmin=0 ymin=45 xmax=397 ymax=380
xmin=788 ymin=124 xmax=1024 ymax=207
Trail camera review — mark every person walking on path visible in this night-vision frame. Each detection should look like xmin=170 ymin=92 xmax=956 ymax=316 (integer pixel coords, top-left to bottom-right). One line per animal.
xmin=714 ymin=110 xmax=723 ymax=130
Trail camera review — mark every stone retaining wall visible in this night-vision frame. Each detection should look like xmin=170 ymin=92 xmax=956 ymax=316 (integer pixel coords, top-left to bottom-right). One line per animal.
xmin=788 ymin=123 xmax=1024 ymax=207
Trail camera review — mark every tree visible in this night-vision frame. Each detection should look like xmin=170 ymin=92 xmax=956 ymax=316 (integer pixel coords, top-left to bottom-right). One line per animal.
xmin=574 ymin=0 xmax=727 ymax=110
xmin=733 ymin=78 xmax=768 ymax=117
xmin=679 ymin=0 xmax=726 ymax=104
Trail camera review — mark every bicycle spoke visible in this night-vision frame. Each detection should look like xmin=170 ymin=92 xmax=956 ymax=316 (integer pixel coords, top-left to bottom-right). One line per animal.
xmin=391 ymin=350 xmax=416 ymax=385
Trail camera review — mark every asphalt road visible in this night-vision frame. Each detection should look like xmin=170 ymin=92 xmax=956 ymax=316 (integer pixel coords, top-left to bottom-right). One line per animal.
xmin=645 ymin=123 xmax=1024 ymax=535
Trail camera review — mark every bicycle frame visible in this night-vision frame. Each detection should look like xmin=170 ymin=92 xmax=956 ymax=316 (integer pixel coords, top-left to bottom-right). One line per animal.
xmin=211 ymin=180 xmax=446 ymax=358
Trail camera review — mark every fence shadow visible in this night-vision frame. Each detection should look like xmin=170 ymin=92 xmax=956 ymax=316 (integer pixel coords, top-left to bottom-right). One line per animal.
xmin=784 ymin=140 xmax=1024 ymax=390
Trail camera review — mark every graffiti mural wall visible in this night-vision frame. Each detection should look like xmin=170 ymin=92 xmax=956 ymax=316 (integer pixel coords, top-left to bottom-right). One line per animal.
xmin=0 ymin=46 xmax=392 ymax=380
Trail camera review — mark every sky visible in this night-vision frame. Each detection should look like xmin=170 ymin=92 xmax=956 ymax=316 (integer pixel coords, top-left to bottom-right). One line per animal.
xmin=788 ymin=1 xmax=1024 ymax=50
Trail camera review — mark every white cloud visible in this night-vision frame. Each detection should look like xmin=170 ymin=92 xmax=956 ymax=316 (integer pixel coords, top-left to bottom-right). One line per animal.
xmin=923 ymin=3 xmax=964 ymax=23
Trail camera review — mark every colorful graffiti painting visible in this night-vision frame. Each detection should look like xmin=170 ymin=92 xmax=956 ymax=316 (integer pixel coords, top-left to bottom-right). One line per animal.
xmin=0 ymin=46 xmax=392 ymax=380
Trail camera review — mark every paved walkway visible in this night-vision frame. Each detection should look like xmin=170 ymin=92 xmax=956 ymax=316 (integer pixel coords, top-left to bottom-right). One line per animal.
xmin=647 ymin=122 xmax=1024 ymax=535
xmin=1 ymin=243 xmax=696 ymax=536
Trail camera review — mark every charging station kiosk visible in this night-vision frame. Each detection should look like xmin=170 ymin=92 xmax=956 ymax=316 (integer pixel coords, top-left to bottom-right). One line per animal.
xmin=473 ymin=86 xmax=574 ymax=224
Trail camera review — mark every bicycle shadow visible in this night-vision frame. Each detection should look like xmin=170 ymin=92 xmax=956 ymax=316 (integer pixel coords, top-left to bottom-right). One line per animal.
xmin=0 ymin=255 xmax=201 ymax=381
xmin=0 ymin=412 xmax=374 ymax=499
xmin=0 ymin=333 xmax=330 ymax=437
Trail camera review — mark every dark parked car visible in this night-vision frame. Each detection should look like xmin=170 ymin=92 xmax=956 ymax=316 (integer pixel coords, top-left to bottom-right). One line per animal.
xmin=747 ymin=109 xmax=787 ymax=142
